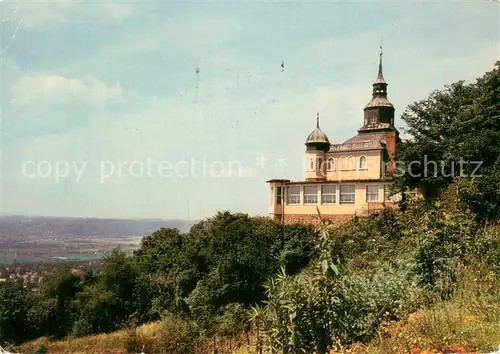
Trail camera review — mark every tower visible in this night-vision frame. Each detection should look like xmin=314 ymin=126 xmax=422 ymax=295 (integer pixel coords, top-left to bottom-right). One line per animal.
xmin=305 ymin=113 xmax=330 ymax=181
xmin=359 ymin=46 xmax=396 ymax=133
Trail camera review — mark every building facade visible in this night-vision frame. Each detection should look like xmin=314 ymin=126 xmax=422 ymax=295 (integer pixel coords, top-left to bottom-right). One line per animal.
xmin=267 ymin=51 xmax=401 ymax=225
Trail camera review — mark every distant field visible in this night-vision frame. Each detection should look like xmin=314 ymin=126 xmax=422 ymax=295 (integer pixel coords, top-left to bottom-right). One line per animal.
xmin=0 ymin=214 xmax=195 ymax=264
xmin=0 ymin=251 xmax=105 ymax=264
xmin=0 ymin=253 xmax=47 ymax=263
xmin=0 ymin=236 xmax=143 ymax=264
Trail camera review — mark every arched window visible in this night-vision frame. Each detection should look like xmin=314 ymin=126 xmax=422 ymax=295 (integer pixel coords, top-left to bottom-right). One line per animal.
xmin=326 ymin=158 xmax=335 ymax=171
xmin=310 ymin=158 xmax=314 ymax=171
xmin=359 ymin=156 xmax=367 ymax=170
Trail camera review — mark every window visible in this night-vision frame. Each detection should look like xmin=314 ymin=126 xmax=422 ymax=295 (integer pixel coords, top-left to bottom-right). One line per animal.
xmin=340 ymin=156 xmax=354 ymax=170
xmin=310 ymin=158 xmax=314 ymax=171
xmin=304 ymin=186 xmax=318 ymax=204
xmin=359 ymin=156 xmax=367 ymax=170
xmin=276 ymin=186 xmax=282 ymax=205
xmin=366 ymin=185 xmax=379 ymax=202
xmin=326 ymin=158 xmax=335 ymax=171
xmin=286 ymin=186 xmax=300 ymax=205
xmin=384 ymin=185 xmax=393 ymax=201
xmin=340 ymin=184 xmax=355 ymax=204
xmin=370 ymin=116 xmax=377 ymax=124
xmin=270 ymin=187 xmax=274 ymax=205
xmin=317 ymin=158 xmax=323 ymax=171
xmin=321 ymin=185 xmax=336 ymax=204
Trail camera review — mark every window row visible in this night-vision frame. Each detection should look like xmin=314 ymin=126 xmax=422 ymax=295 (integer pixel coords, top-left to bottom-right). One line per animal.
xmin=309 ymin=156 xmax=368 ymax=172
xmin=281 ymin=184 xmax=393 ymax=205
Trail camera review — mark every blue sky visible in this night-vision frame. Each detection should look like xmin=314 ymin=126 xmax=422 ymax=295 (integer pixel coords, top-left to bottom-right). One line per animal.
xmin=0 ymin=0 xmax=498 ymax=219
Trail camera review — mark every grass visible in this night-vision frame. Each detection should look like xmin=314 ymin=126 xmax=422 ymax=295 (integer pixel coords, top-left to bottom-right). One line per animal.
xmin=18 ymin=322 xmax=162 ymax=354
xmin=356 ymin=302 xmax=500 ymax=354
xmin=18 ymin=322 xmax=255 ymax=354
xmin=351 ymin=265 xmax=500 ymax=354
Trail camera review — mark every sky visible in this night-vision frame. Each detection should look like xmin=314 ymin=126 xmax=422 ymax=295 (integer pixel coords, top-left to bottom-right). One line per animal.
xmin=0 ymin=0 xmax=498 ymax=220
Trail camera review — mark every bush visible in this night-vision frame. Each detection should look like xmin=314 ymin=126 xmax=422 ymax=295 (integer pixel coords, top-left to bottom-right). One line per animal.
xmin=150 ymin=313 xmax=200 ymax=354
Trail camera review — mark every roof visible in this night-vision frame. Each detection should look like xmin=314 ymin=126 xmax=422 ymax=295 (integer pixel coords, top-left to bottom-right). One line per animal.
xmin=343 ymin=132 xmax=387 ymax=145
xmin=305 ymin=113 xmax=330 ymax=146
xmin=266 ymin=179 xmax=291 ymax=183
xmin=305 ymin=127 xmax=330 ymax=145
xmin=329 ymin=132 xmax=387 ymax=152
xmin=364 ymin=96 xmax=394 ymax=109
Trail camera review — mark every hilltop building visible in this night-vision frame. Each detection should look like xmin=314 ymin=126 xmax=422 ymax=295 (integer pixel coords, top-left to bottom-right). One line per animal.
xmin=267 ymin=50 xmax=401 ymax=224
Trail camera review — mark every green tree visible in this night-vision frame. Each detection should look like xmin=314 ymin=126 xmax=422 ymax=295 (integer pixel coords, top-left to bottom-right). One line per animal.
xmin=32 ymin=268 xmax=81 ymax=338
xmin=395 ymin=61 xmax=500 ymax=220
xmin=0 ymin=281 xmax=31 ymax=344
xmin=71 ymin=283 xmax=119 ymax=336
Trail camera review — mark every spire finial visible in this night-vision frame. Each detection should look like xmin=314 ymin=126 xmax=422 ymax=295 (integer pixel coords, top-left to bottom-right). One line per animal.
xmin=378 ymin=43 xmax=383 ymax=78
xmin=374 ymin=42 xmax=386 ymax=84
xmin=316 ymin=112 xmax=320 ymax=128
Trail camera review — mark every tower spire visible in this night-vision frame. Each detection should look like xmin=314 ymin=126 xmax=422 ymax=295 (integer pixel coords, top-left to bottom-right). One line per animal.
xmin=374 ymin=43 xmax=386 ymax=84
xmin=360 ymin=44 xmax=395 ymax=133
xmin=316 ymin=112 xmax=320 ymax=128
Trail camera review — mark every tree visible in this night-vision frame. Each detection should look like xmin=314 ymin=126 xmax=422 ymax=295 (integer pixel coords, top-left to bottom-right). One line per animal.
xmin=32 ymin=267 xmax=81 ymax=338
xmin=0 ymin=281 xmax=31 ymax=344
xmin=71 ymin=284 xmax=119 ymax=336
xmin=395 ymin=61 xmax=500 ymax=220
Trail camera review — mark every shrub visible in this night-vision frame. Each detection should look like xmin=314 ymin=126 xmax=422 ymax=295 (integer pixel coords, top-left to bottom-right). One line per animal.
xmin=150 ymin=313 xmax=200 ymax=354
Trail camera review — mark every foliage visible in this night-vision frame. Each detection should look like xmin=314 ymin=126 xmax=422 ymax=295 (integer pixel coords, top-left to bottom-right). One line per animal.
xmin=395 ymin=61 xmax=500 ymax=221
xmin=256 ymin=218 xmax=430 ymax=353
xmin=10 ymin=192 xmax=500 ymax=353
xmin=31 ymin=268 xmax=81 ymax=338
xmin=0 ymin=281 xmax=31 ymax=345
xmin=0 ymin=211 xmax=316 ymax=347
xmin=134 ymin=211 xmax=317 ymax=331
xmin=253 ymin=180 xmax=499 ymax=353
xmin=150 ymin=313 xmax=200 ymax=354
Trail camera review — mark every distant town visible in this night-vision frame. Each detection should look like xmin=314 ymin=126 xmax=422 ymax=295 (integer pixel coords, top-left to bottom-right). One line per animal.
xmin=0 ymin=215 xmax=195 ymax=287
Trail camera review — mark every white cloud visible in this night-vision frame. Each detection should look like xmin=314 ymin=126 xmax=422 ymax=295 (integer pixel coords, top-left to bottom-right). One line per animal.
xmin=9 ymin=75 xmax=123 ymax=106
